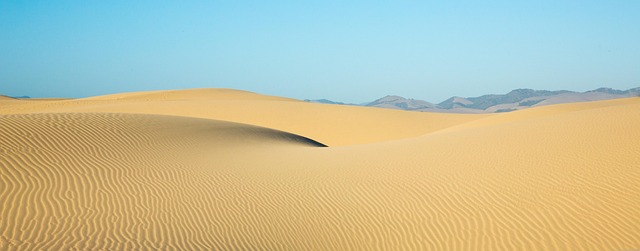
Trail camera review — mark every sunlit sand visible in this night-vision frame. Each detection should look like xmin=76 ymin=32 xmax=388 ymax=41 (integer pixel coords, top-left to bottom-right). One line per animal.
xmin=1 ymin=89 xmax=639 ymax=250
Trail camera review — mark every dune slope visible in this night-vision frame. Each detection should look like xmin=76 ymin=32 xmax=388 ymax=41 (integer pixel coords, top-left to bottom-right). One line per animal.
xmin=1 ymin=90 xmax=639 ymax=250
xmin=0 ymin=89 xmax=485 ymax=146
xmin=0 ymin=113 xmax=325 ymax=250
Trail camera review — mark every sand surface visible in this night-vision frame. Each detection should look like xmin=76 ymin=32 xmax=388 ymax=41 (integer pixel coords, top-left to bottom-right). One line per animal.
xmin=1 ymin=89 xmax=639 ymax=250
xmin=0 ymin=89 xmax=484 ymax=146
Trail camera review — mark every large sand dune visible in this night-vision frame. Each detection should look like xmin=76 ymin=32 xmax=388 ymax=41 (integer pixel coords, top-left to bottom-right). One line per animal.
xmin=1 ymin=89 xmax=639 ymax=250
xmin=0 ymin=89 xmax=484 ymax=146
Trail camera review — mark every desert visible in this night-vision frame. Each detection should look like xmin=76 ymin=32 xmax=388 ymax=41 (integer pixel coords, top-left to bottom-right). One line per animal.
xmin=1 ymin=89 xmax=639 ymax=250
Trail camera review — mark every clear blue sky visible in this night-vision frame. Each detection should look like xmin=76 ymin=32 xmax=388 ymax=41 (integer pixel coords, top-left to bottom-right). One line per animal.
xmin=1 ymin=1 xmax=639 ymax=103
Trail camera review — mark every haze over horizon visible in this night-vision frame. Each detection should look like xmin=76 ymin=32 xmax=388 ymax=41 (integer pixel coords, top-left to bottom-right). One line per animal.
xmin=2 ymin=1 xmax=639 ymax=103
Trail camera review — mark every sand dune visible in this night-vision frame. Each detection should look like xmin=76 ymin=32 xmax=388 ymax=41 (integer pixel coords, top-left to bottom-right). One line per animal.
xmin=429 ymin=97 xmax=640 ymax=135
xmin=0 ymin=95 xmax=18 ymax=105
xmin=1 ymin=89 xmax=639 ymax=250
xmin=0 ymin=113 xmax=325 ymax=250
xmin=0 ymin=89 xmax=485 ymax=146
xmin=80 ymin=88 xmax=298 ymax=102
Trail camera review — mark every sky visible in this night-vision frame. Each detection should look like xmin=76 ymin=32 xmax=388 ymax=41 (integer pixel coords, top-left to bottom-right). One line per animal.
xmin=1 ymin=1 xmax=639 ymax=103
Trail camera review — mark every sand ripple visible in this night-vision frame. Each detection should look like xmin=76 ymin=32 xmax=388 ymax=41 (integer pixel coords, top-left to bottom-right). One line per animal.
xmin=1 ymin=94 xmax=639 ymax=250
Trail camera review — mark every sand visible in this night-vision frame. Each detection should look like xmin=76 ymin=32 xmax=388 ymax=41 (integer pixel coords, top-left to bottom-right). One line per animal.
xmin=1 ymin=89 xmax=639 ymax=250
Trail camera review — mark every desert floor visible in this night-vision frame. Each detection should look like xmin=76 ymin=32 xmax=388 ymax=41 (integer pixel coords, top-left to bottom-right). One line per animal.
xmin=1 ymin=89 xmax=639 ymax=250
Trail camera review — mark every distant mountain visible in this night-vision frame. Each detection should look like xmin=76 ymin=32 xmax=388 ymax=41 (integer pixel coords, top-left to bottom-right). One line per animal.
xmin=304 ymin=99 xmax=348 ymax=105
xmin=306 ymin=87 xmax=640 ymax=113
xmin=366 ymin=95 xmax=437 ymax=110
xmin=443 ymin=89 xmax=572 ymax=110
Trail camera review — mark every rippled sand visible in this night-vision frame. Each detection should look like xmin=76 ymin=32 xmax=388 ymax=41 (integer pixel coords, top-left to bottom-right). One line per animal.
xmin=1 ymin=89 xmax=639 ymax=250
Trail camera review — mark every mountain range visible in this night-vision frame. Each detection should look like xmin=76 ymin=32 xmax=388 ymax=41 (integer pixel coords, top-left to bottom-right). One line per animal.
xmin=306 ymin=87 xmax=640 ymax=113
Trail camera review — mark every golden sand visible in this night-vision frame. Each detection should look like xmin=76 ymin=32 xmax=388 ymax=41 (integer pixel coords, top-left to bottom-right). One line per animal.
xmin=1 ymin=89 xmax=639 ymax=250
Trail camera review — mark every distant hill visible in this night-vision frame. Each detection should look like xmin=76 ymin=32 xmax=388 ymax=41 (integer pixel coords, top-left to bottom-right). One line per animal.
xmin=366 ymin=95 xmax=437 ymax=110
xmin=306 ymin=87 xmax=640 ymax=113
xmin=439 ymin=89 xmax=571 ymax=110
xmin=304 ymin=99 xmax=348 ymax=105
